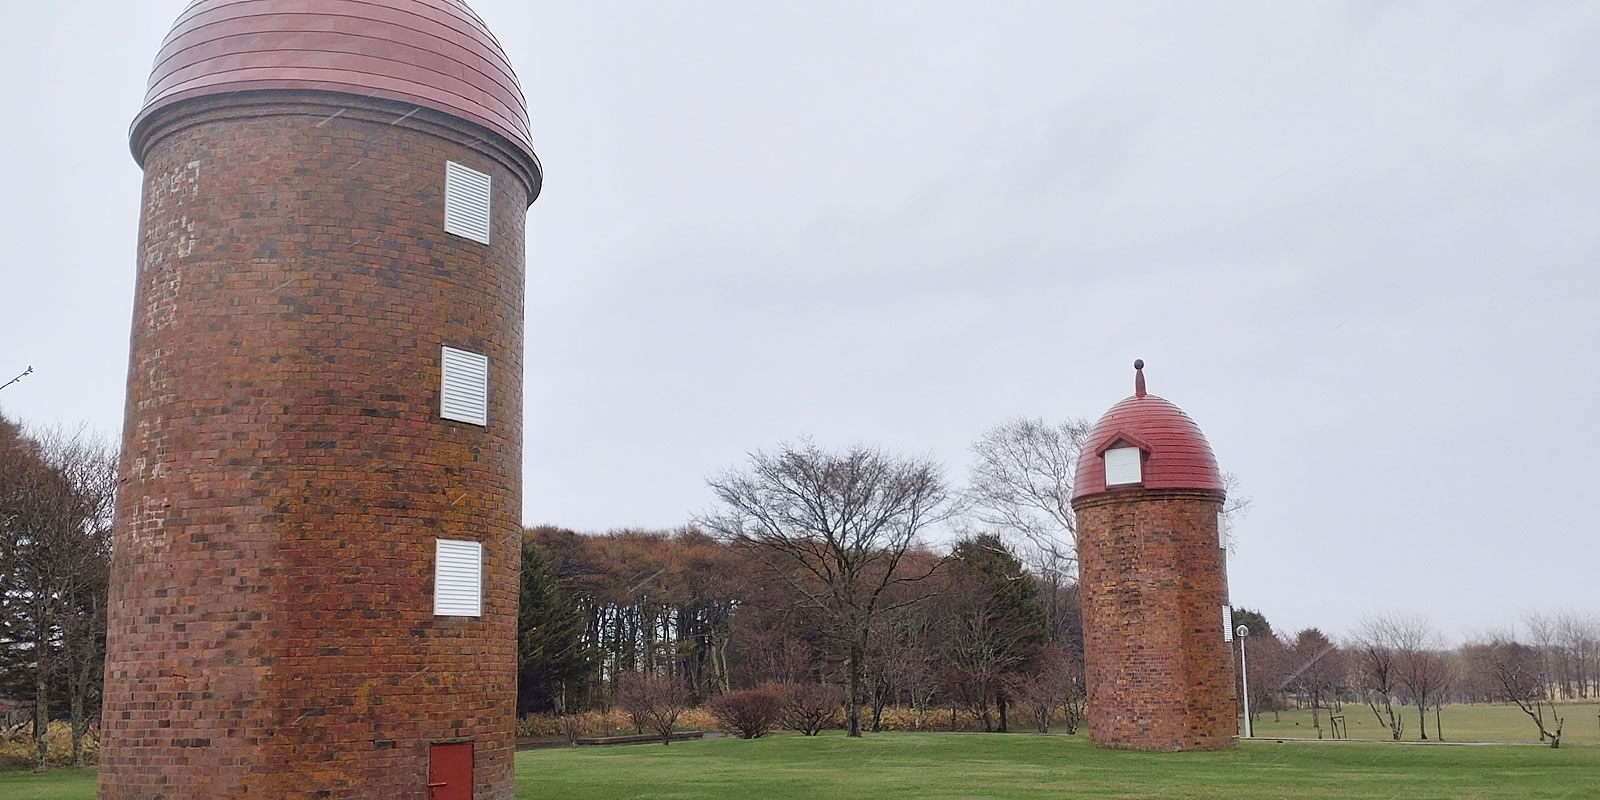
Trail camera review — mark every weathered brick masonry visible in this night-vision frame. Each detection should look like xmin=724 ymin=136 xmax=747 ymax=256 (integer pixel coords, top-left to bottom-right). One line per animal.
xmin=100 ymin=95 xmax=529 ymax=799
xmin=1074 ymin=490 xmax=1235 ymax=751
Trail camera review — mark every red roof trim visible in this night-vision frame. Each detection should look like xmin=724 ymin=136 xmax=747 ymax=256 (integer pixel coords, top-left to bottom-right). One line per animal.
xmin=1095 ymin=431 xmax=1153 ymax=456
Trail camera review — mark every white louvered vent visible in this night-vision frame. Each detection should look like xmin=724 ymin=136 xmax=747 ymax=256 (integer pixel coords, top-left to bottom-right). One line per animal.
xmin=444 ymin=161 xmax=492 ymax=245
xmin=435 ymin=539 xmax=483 ymax=617
xmin=1223 ymin=605 xmax=1235 ymax=642
xmin=441 ymin=346 xmax=489 ymax=427
xmin=1218 ymin=510 xmax=1227 ymax=547
xmin=1104 ymin=447 xmax=1143 ymax=486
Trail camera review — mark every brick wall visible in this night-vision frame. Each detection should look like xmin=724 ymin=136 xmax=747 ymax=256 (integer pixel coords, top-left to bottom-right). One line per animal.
xmin=101 ymin=94 xmax=530 ymax=799
xmin=1073 ymin=489 xmax=1236 ymax=751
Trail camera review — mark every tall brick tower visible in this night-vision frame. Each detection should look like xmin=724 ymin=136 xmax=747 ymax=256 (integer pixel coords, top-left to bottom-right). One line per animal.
xmin=102 ymin=2 xmax=540 ymax=798
xmin=1071 ymin=361 xmax=1236 ymax=751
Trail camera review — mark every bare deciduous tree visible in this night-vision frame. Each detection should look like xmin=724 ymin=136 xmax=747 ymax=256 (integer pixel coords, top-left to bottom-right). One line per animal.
xmin=702 ymin=441 xmax=956 ymax=737
xmin=616 ymin=673 xmax=692 ymax=745
xmin=966 ymin=418 xmax=1085 ymax=642
xmin=1283 ymin=629 xmax=1343 ymax=739
xmin=1007 ymin=642 xmax=1086 ymax=734
xmin=967 ymin=418 xmax=1087 ymax=567
xmin=1352 ymin=614 xmax=1406 ymax=741
xmin=1390 ymin=614 xmax=1449 ymax=741
xmin=1472 ymin=636 xmax=1563 ymax=748
xmin=0 ymin=421 xmax=116 ymax=770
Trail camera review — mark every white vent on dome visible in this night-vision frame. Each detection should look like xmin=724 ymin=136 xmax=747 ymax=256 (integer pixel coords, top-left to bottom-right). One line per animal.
xmin=1223 ymin=605 xmax=1235 ymax=642
xmin=444 ymin=161 xmax=492 ymax=245
xmin=434 ymin=539 xmax=483 ymax=617
xmin=1104 ymin=447 xmax=1143 ymax=486
xmin=441 ymin=346 xmax=489 ymax=427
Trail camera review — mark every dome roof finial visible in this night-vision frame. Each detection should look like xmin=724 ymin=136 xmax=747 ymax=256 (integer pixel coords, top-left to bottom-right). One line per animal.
xmin=1134 ymin=359 xmax=1147 ymax=399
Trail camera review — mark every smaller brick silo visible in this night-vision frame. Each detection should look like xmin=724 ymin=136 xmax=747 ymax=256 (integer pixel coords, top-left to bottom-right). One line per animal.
xmin=1071 ymin=361 xmax=1237 ymax=751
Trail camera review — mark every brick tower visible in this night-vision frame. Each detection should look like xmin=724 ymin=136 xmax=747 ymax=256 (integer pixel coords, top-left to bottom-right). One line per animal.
xmin=1071 ymin=361 xmax=1236 ymax=751
xmin=101 ymin=2 xmax=540 ymax=798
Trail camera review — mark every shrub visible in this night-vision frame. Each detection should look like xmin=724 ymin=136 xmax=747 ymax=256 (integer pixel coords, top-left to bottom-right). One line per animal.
xmin=782 ymin=683 xmax=843 ymax=736
xmin=617 ymin=673 xmax=693 ymax=745
xmin=517 ymin=708 xmax=719 ymax=741
xmin=709 ymin=684 xmax=786 ymax=739
xmin=0 ymin=721 xmax=99 ymax=770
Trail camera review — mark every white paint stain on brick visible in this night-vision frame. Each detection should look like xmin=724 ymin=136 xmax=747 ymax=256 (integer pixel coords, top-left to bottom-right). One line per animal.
xmin=128 ymin=157 xmax=199 ymax=556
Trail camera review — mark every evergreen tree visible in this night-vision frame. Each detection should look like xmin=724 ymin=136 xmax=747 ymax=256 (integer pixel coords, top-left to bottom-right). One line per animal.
xmin=517 ymin=538 xmax=593 ymax=716
xmin=1232 ymin=607 xmax=1272 ymax=638
xmin=943 ymin=534 xmax=1048 ymax=732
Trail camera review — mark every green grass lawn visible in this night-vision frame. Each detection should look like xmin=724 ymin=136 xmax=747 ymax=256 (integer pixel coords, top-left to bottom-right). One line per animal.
xmin=9 ymin=704 xmax=1598 ymax=800
xmin=1250 ymin=702 xmax=1599 ymax=745
xmin=517 ymin=733 xmax=1599 ymax=800
xmin=0 ymin=767 xmax=95 ymax=800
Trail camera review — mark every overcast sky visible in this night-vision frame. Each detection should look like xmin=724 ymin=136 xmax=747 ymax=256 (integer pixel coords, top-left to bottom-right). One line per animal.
xmin=1 ymin=1 xmax=1596 ymax=641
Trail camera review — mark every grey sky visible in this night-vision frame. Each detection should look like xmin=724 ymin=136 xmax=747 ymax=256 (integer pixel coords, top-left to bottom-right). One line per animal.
xmin=1 ymin=1 xmax=1596 ymax=641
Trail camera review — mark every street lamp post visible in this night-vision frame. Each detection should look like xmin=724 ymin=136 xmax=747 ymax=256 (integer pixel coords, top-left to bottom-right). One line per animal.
xmin=1237 ymin=624 xmax=1252 ymax=739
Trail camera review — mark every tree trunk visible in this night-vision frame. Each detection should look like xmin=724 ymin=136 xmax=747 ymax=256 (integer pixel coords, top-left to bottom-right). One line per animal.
xmin=718 ymin=638 xmax=732 ymax=694
xmin=1417 ymin=703 xmax=1428 ymax=740
xmin=34 ymin=615 xmax=50 ymax=772
xmin=71 ymin=679 xmax=85 ymax=767
xmin=870 ymin=677 xmax=888 ymax=733
xmin=996 ymin=689 xmax=1009 ymax=733
xmin=73 ymin=605 xmax=99 ymax=768
xmin=846 ymin=637 xmax=865 ymax=737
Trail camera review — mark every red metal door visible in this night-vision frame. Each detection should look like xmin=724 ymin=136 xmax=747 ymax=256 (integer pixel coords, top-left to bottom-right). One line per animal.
xmin=428 ymin=742 xmax=474 ymax=800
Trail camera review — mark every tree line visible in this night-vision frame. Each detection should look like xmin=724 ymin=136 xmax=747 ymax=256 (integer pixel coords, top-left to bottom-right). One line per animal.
xmin=3 ymin=409 xmax=1596 ymax=773
xmin=1230 ymin=608 xmax=1597 ymax=747
xmin=514 ymin=427 xmax=1596 ymax=748
xmin=0 ymin=413 xmax=115 ymax=770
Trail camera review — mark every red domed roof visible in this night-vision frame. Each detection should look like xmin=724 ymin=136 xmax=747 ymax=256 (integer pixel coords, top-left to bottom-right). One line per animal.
xmin=1072 ymin=363 xmax=1223 ymax=499
xmin=131 ymin=0 xmax=538 ymax=175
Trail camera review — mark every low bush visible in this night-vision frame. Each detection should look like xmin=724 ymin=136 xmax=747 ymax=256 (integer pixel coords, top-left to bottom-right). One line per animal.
xmin=709 ymin=684 xmax=786 ymax=739
xmin=517 ymin=708 xmax=720 ymax=741
xmin=782 ymin=684 xmax=843 ymax=736
xmin=517 ymin=702 xmax=1031 ymax=741
xmin=616 ymin=674 xmax=693 ymax=745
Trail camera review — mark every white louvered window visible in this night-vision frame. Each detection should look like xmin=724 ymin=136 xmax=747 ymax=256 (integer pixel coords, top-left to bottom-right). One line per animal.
xmin=441 ymin=346 xmax=489 ymax=427
xmin=435 ymin=539 xmax=483 ymax=617
xmin=444 ymin=161 xmax=492 ymax=245
xmin=1218 ymin=511 xmax=1226 ymax=547
xmin=1223 ymin=605 xmax=1235 ymax=642
xmin=1104 ymin=446 xmax=1143 ymax=486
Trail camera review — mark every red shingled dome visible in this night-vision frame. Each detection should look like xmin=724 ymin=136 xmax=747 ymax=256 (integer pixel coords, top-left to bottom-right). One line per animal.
xmin=131 ymin=0 xmax=537 ymax=173
xmin=1072 ymin=367 xmax=1223 ymax=499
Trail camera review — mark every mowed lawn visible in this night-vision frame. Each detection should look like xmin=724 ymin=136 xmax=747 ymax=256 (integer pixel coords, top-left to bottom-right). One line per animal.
xmin=0 ymin=768 xmax=96 ymax=800
xmin=518 ymin=732 xmax=1599 ymax=800
xmin=8 ymin=703 xmax=1597 ymax=800
xmin=1250 ymin=702 xmax=1598 ymax=745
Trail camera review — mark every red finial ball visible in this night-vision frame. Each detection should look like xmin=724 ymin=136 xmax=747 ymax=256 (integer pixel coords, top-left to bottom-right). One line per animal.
xmin=1134 ymin=359 xmax=1145 ymax=370
xmin=1134 ymin=360 xmax=1147 ymax=398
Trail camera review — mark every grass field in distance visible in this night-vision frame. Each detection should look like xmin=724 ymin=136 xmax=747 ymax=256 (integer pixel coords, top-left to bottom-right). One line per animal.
xmin=1249 ymin=701 xmax=1598 ymax=745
